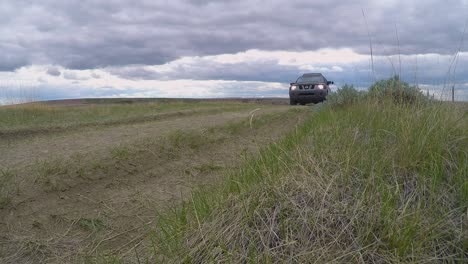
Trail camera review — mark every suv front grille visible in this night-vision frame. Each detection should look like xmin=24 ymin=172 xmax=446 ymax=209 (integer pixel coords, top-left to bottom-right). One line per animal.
xmin=300 ymin=84 xmax=315 ymax=90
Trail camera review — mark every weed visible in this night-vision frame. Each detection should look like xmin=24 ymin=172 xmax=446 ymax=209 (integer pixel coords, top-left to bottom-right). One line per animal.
xmin=111 ymin=146 xmax=131 ymax=161
xmin=35 ymin=159 xmax=69 ymax=190
xmin=168 ymin=130 xmax=208 ymax=150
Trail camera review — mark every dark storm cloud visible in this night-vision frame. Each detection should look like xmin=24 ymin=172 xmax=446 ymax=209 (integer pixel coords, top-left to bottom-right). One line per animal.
xmin=1 ymin=0 xmax=467 ymax=70
xmin=0 ymin=52 xmax=29 ymax=72
xmin=0 ymin=59 xmax=26 ymax=72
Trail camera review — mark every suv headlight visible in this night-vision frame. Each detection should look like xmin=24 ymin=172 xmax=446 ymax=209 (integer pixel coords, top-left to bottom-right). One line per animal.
xmin=290 ymin=85 xmax=297 ymax=91
xmin=317 ymin=84 xmax=324 ymax=89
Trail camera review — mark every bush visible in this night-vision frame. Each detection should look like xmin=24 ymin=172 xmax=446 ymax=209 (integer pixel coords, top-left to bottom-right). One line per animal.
xmin=328 ymin=77 xmax=427 ymax=108
xmin=368 ymin=75 xmax=426 ymax=104
xmin=326 ymin=84 xmax=364 ymax=107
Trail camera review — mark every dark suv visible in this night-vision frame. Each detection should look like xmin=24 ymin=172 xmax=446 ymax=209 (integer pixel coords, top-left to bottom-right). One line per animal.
xmin=289 ymin=73 xmax=333 ymax=105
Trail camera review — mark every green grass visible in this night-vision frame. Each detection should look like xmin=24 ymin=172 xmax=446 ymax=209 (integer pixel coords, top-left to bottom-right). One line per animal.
xmin=150 ymin=88 xmax=467 ymax=262
xmin=0 ymin=100 xmax=256 ymax=132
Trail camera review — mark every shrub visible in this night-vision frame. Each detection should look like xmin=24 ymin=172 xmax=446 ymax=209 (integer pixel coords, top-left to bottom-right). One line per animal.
xmin=368 ymin=75 xmax=426 ymax=104
xmin=326 ymin=84 xmax=364 ymax=107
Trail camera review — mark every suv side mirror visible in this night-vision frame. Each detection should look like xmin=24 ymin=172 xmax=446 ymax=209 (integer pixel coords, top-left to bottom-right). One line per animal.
xmin=290 ymin=82 xmax=295 ymax=86
xmin=327 ymin=81 xmax=334 ymax=85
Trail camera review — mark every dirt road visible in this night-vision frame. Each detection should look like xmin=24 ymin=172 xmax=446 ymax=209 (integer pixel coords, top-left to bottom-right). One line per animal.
xmin=0 ymin=107 xmax=286 ymax=168
xmin=0 ymin=104 xmax=309 ymax=263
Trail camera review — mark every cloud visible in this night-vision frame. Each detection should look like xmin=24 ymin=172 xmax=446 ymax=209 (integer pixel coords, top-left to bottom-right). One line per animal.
xmin=1 ymin=0 xmax=467 ymax=71
xmin=2 ymin=49 xmax=468 ymax=105
xmin=46 ymin=67 xmax=61 ymax=76
xmin=91 ymin=73 xmax=101 ymax=79
xmin=105 ymin=49 xmax=468 ymax=89
xmin=0 ymin=1 xmax=467 ymax=103
xmin=0 ymin=52 xmax=29 ymax=72
xmin=63 ymin=71 xmax=90 ymax=80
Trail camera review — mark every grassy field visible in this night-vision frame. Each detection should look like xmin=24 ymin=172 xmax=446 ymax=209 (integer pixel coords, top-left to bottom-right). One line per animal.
xmin=1 ymin=84 xmax=467 ymax=263
xmin=151 ymin=82 xmax=467 ymax=262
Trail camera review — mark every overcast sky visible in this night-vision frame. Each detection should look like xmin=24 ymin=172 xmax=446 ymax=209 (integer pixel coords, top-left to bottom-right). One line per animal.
xmin=1 ymin=0 xmax=468 ymax=103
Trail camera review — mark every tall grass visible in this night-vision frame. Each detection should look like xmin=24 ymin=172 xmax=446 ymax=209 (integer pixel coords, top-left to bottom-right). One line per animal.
xmin=151 ymin=79 xmax=467 ymax=262
xmin=0 ymin=81 xmax=38 ymax=106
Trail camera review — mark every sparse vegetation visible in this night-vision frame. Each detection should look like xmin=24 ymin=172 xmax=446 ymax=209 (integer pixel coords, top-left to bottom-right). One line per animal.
xmin=35 ymin=159 xmax=70 ymax=191
xmin=22 ymin=110 xmax=300 ymax=194
xmin=0 ymin=100 xmax=257 ymax=135
xmin=111 ymin=146 xmax=132 ymax=161
xmin=168 ymin=130 xmax=211 ymax=150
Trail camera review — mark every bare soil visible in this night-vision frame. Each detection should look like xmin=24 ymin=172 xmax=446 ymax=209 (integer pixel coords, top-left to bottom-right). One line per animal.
xmin=0 ymin=103 xmax=309 ymax=263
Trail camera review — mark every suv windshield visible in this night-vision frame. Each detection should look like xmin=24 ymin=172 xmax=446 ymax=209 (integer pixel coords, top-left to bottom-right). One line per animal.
xmin=296 ymin=76 xmax=326 ymax=83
